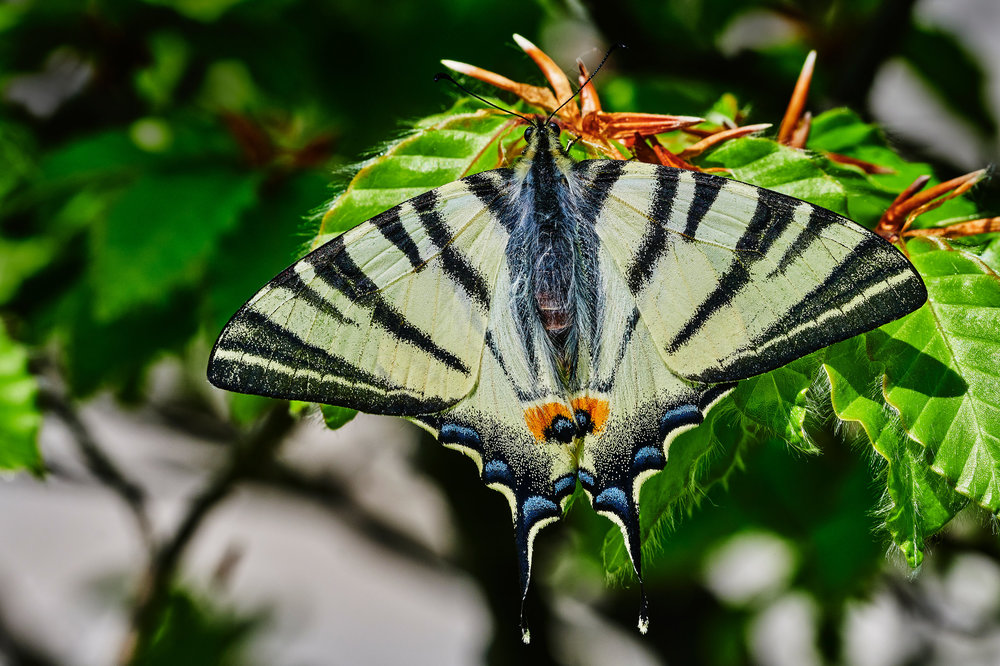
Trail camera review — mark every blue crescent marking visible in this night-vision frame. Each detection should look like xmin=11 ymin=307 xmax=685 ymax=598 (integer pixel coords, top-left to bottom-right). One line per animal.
xmin=484 ymin=459 xmax=513 ymax=483
xmin=440 ymin=423 xmax=482 ymax=449
xmin=522 ymin=496 xmax=559 ymax=525
xmin=554 ymin=474 xmax=576 ymax=494
xmin=594 ymin=486 xmax=629 ymax=515
xmin=633 ymin=445 xmax=665 ymax=469
xmin=658 ymin=404 xmax=701 ymax=439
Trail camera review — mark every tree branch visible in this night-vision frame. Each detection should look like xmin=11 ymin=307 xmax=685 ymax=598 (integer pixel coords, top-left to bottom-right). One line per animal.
xmin=117 ymin=404 xmax=294 ymax=665
xmin=38 ymin=387 xmax=152 ymax=544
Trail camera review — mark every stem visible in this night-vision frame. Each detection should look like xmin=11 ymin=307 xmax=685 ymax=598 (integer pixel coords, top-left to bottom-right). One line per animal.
xmin=117 ymin=405 xmax=294 ymax=664
xmin=39 ymin=388 xmax=152 ymax=544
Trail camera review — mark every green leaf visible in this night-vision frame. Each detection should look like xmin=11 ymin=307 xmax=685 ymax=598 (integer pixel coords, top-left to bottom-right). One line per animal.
xmin=133 ymin=587 xmax=260 ymax=665
xmin=206 ymin=170 xmax=329 ymax=335
xmin=41 ymin=130 xmax=154 ymax=181
xmin=91 ymin=168 xmax=259 ymax=321
xmin=808 ymin=108 xmax=979 ymax=228
xmin=134 ymin=32 xmax=190 ymax=109
xmin=0 ymin=236 xmax=56 ymax=305
xmin=140 ymin=0 xmax=249 ymax=22
xmin=0 ymin=122 xmax=36 ymax=204
xmin=227 ymin=393 xmax=281 ymax=427
xmin=872 ymin=238 xmax=1000 ymax=513
xmin=0 ymin=323 xmax=43 ymax=473
xmin=731 ymin=353 xmax=824 ymax=454
xmin=701 ymin=137 xmax=848 ymax=214
xmin=321 ymin=404 xmax=357 ymax=430
xmin=315 ymin=102 xmax=513 ymax=243
xmin=824 ymin=336 xmax=967 ymax=567
xmin=982 ymin=236 xmax=1000 ymax=273
xmin=62 ymin=285 xmax=199 ymax=396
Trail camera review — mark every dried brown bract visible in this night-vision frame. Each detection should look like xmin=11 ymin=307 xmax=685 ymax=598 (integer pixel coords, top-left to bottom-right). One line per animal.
xmin=443 ymin=34 xmax=766 ymax=169
xmin=876 ymin=170 xmax=998 ymax=245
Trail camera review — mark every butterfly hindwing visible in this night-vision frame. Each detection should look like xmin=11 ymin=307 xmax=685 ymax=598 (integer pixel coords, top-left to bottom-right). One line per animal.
xmin=571 ymin=216 xmax=734 ymax=630
xmin=411 ymin=250 xmax=579 ymax=643
xmin=208 ymin=170 xmax=515 ymax=414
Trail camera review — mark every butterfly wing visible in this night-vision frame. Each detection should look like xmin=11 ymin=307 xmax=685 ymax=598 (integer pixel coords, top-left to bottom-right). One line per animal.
xmin=595 ymin=163 xmax=927 ymax=383
xmin=209 ymin=168 xmax=575 ymax=642
xmin=208 ymin=171 xmax=513 ymax=414
xmin=570 ymin=160 xmax=925 ymax=629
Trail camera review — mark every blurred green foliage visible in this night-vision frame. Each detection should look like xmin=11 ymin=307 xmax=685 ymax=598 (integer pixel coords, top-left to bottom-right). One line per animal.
xmin=132 ymin=588 xmax=262 ymax=666
xmin=2 ymin=0 xmax=999 ymax=664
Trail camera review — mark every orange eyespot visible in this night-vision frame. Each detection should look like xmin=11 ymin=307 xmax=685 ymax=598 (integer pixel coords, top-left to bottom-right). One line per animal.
xmin=524 ymin=402 xmax=572 ymax=442
xmin=523 ymin=398 xmax=610 ymax=442
xmin=571 ymin=396 xmax=610 ymax=435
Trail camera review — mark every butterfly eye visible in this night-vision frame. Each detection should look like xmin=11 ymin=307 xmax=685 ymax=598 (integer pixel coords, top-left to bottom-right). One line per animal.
xmin=523 ymin=126 xmax=535 ymax=141
xmin=548 ymin=121 xmax=560 ymax=135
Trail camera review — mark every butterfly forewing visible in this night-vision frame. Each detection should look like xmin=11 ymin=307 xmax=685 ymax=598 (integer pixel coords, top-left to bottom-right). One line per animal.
xmin=208 ymin=172 xmax=513 ymax=414
xmin=588 ymin=162 xmax=927 ymax=384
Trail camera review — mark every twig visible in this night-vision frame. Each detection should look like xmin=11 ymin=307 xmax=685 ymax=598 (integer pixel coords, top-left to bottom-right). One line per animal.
xmin=117 ymin=405 xmax=294 ymax=665
xmin=38 ymin=388 xmax=152 ymax=544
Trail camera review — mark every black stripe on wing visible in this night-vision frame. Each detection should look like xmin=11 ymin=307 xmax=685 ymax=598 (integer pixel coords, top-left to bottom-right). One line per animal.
xmin=411 ymin=189 xmax=492 ymax=309
xmin=209 ymin=310 xmax=447 ymax=414
xmin=767 ymin=207 xmax=835 ymax=278
xmin=665 ymin=186 xmax=796 ymax=353
xmin=373 ymin=206 xmax=425 ymax=270
xmin=484 ymin=330 xmax=534 ymax=402
xmin=572 ymin=159 xmax=627 ymax=221
xmin=684 ymin=170 xmax=722 ymax=237
xmin=465 ymin=170 xmax=518 ymax=233
xmin=307 ymin=236 xmax=472 ymax=375
xmin=592 ymin=307 xmax=641 ymax=393
xmin=626 ymin=169 xmax=678 ymax=294
xmin=270 ymin=269 xmax=355 ymax=326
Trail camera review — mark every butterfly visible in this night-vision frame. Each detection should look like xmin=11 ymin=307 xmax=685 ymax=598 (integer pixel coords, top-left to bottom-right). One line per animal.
xmin=207 ymin=97 xmax=926 ymax=641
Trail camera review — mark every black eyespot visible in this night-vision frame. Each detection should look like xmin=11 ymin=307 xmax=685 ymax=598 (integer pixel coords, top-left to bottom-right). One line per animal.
xmin=548 ymin=121 xmax=560 ymax=134
xmin=523 ymin=126 xmax=535 ymax=141
xmin=544 ymin=415 xmax=576 ymax=444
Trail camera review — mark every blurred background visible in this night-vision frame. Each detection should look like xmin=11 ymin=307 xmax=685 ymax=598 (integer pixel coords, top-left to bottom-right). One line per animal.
xmin=1 ymin=0 xmax=1000 ymax=664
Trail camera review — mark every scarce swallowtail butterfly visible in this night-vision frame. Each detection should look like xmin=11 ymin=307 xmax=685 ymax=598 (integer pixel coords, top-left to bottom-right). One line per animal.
xmin=208 ymin=76 xmax=927 ymax=641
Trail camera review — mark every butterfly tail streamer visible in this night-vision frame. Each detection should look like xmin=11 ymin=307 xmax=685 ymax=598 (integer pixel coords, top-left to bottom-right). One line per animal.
xmin=588 ymin=474 xmax=649 ymax=631
xmin=513 ymin=485 xmax=571 ymax=644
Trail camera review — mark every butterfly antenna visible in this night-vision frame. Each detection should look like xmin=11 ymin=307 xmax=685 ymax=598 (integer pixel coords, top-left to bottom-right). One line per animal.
xmin=434 ymin=73 xmax=531 ymax=123
xmin=545 ymin=42 xmax=625 ymax=123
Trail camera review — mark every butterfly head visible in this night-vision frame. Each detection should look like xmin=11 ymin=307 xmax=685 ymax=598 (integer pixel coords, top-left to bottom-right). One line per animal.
xmin=516 ymin=117 xmax=574 ymax=178
xmin=522 ymin=118 xmax=561 ymax=144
